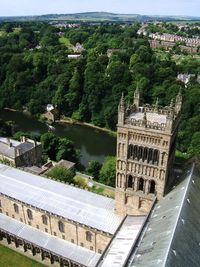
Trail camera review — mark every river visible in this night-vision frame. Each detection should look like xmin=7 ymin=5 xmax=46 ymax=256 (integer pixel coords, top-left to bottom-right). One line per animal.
xmin=0 ymin=109 xmax=116 ymax=167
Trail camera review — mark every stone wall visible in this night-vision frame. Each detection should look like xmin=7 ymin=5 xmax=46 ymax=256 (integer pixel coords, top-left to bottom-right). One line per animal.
xmin=0 ymin=194 xmax=111 ymax=254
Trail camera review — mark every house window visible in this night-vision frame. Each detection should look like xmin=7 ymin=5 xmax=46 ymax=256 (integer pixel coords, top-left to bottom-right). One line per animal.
xmin=86 ymin=231 xmax=92 ymax=242
xmin=54 ymin=232 xmax=57 ymax=236
xmin=36 ymin=225 xmax=39 ymax=229
xmin=6 ymin=212 xmax=9 ymax=216
xmin=80 ymin=243 xmax=84 ymax=247
xmin=90 ymin=246 xmax=93 ymax=251
xmin=71 ymin=239 xmax=74 ymax=243
xmin=45 ymin=228 xmax=48 ymax=233
xmin=58 ymin=221 xmax=65 ymax=233
xmin=42 ymin=215 xmax=48 ymax=225
xmin=13 ymin=203 xmax=19 ymax=214
xmin=27 ymin=209 xmax=33 ymax=220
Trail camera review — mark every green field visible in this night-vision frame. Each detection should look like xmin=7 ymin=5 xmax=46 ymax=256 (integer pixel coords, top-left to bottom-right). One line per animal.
xmin=0 ymin=244 xmax=45 ymax=267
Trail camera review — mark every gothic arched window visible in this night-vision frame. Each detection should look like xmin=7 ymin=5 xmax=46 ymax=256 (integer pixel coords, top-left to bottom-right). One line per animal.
xmin=138 ymin=147 xmax=143 ymax=160
xmin=42 ymin=215 xmax=48 ymax=225
xmin=58 ymin=221 xmax=65 ymax=233
xmin=13 ymin=203 xmax=19 ymax=214
xmin=133 ymin=145 xmax=138 ymax=159
xmin=127 ymin=175 xmax=133 ymax=188
xmin=27 ymin=209 xmax=33 ymax=220
xmin=148 ymin=149 xmax=153 ymax=163
xmin=128 ymin=144 xmax=133 ymax=159
xmin=149 ymin=180 xmax=156 ymax=194
xmin=153 ymin=150 xmax=159 ymax=165
xmin=138 ymin=178 xmax=144 ymax=191
xmin=143 ymin=147 xmax=148 ymax=162
xmin=86 ymin=231 xmax=92 ymax=242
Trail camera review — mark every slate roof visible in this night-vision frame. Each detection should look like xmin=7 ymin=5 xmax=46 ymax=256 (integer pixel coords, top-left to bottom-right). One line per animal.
xmin=0 ymin=164 xmax=123 ymax=234
xmin=126 ymin=162 xmax=200 ymax=267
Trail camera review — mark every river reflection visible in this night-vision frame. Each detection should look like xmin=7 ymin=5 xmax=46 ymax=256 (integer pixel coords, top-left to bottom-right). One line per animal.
xmin=0 ymin=109 xmax=116 ymax=166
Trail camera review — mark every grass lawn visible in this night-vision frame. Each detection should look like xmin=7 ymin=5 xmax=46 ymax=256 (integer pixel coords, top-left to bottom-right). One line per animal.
xmin=0 ymin=244 xmax=45 ymax=267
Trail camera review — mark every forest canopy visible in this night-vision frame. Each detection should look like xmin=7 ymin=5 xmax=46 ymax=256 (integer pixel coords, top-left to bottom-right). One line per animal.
xmin=0 ymin=22 xmax=199 ymax=156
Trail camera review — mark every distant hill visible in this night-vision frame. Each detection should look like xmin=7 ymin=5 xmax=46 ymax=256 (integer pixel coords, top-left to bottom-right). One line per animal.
xmin=0 ymin=12 xmax=199 ymax=22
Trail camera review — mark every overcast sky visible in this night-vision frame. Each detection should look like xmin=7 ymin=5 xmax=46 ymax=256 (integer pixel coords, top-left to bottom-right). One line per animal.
xmin=0 ymin=0 xmax=199 ymax=17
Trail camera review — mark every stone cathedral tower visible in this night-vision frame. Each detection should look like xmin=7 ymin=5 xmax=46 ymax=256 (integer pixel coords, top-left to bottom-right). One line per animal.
xmin=115 ymin=89 xmax=182 ymax=215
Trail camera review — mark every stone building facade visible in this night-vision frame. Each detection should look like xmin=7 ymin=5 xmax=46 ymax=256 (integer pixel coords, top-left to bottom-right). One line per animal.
xmin=115 ymin=89 xmax=182 ymax=216
xmin=0 ymin=194 xmax=110 ymax=254
xmin=0 ymin=137 xmax=42 ymax=167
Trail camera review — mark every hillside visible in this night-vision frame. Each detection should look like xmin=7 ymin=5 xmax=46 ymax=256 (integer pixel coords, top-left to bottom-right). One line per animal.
xmin=0 ymin=12 xmax=199 ymax=22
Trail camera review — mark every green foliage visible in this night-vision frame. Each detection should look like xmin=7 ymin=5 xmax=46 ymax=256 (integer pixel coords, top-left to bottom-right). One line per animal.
xmin=86 ymin=160 xmax=102 ymax=179
xmin=0 ymin=119 xmax=13 ymax=136
xmin=47 ymin=166 xmax=75 ymax=183
xmin=0 ymin=22 xmax=199 ymax=153
xmin=99 ymin=156 xmax=116 ymax=187
xmin=187 ymin=132 xmax=200 ymax=157
xmin=40 ymin=132 xmax=79 ymax=163
xmin=73 ymin=175 xmax=87 ymax=188
xmin=56 ymin=138 xmax=78 ymax=162
xmin=40 ymin=132 xmax=59 ymax=161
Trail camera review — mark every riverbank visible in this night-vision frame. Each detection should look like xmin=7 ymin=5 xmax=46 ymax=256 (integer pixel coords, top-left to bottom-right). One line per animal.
xmin=3 ymin=108 xmax=117 ymax=138
xmin=1 ymin=109 xmax=116 ymax=167
xmin=58 ymin=116 xmax=117 ymax=137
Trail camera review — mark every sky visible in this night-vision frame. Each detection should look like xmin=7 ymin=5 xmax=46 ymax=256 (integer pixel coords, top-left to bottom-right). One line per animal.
xmin=0 ymin=0 xmax=199 ymax=17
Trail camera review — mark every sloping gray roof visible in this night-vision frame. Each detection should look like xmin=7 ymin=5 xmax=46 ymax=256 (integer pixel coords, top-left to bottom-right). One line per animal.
xmin=0 ymin=164 xmax=123 ymax=234
xmin=98 ymin=216 xmax=146 ymax=267
xmin=126 ymin=162 xmax=200 ymax=267
xmin=0 ymin=137 xmax=36 ymax=158
xmin=0 ymin=213 xmax=100 ymax=267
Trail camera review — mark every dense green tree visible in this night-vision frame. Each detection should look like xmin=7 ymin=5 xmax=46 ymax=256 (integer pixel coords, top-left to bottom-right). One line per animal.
xmin=86 ymin=160 xmax=102 ymax=179
xmin=56 ymin=138 xmax=78 ymax=163
xmin=99 ymin=156 xmax=116 ymax=187
xmin=47 ymin=166 xmax=75 ymax=183
xmin=40 ymin=132 xmax=59 ymax=160
xmin=187 ymin=132 xmax=200 ymax=157
xmin=0 ymin=120 xmax=13 ymax=136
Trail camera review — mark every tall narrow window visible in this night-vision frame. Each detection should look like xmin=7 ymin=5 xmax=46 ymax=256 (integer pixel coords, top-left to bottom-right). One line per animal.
xmin=149 ymin=180 xmax=156 ymax=194
xmin=42 ymin=215 xmax=48 ymax=225
xmin=138 ymin=178 xmax=144 ymax=191
xmin=128 ymin=145 xmax=133 ymax=159
xmin=127 ymin=175 xmax=133 ymax=188
xmin=27 ymin=209 xmax=33 ymax=220
xmin=86 ymin=231 xmax=92 ymax=242
xmin=58 ymin=221 xmax=65 ymax=233
xmin=0 ymin=200 xmax=1 ymax=207
xmin=13 ymin=203 xmax=19 ymax=214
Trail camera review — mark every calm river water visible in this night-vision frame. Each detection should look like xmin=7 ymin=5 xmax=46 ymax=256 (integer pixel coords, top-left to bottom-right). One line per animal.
xmin=0 ymin=109 xmax=116 ymax=167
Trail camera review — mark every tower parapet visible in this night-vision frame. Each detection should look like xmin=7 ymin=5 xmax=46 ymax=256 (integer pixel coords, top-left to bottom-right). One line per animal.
xmin=121 ymin=91 xmax=181 ymax=134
